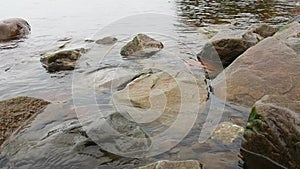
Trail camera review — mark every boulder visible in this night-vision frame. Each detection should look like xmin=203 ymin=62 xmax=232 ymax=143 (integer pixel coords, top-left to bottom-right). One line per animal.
xmin=135 ymin=160 xmax=203 ymax=169
xmin=241 ymin=95 xmax=300 ymax=169
xmin=40 ymin=48 xmax=86 ymax=72
xmin=197 ymin=24 xmax=278 ymax=77
xmin=213 ymin=22 xmax=300 ymax=108
xmin=120 ymin=34 xmax=163 ymax=57
xmin=0 ymin=18 xmax=31 ymax=41
xmin=0 ymin=96 xmax=49 ymax=145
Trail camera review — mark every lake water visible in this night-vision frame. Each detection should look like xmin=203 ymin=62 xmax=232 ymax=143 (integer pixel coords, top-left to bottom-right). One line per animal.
xmin=0 ymin=0 xmax=298 ymax=169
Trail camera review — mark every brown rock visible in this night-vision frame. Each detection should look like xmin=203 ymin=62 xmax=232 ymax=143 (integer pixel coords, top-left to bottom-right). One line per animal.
xmin=120 ymin=34 xmax=163 ymax=57
xmin=0 ymin=96 xmax=49 ymax=145
xmin=213 ymin=22 xmax=300 ymax=108
xmin=111 ymin=70 xmax=208 ymax=126
xmin=0 ymin=18 xmax=31 ymax=41
xmin=241 ymin=95 xmax=300 ymax=169
xmin=40 ymin=48 xmax=85 ymax=72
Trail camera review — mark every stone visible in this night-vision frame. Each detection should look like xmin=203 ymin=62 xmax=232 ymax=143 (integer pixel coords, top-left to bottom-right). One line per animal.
xmin=120 ymin=34 xmax=163 ymax=57
xmin=40 ymin=48 xmax=86 ymax=72
xmin=135 ymin=160 xmax=203 ymax=169
xmin=95 ymin=36 xmax=117 ymax=45
xmin=241 ymin=95 xmax=300 ymax=169
xmin=249 ymin=23 xmax=279 ymax=38
xmin=197 ymin=29 xmax=261 ymax=68
xmin=0 ymin=18 xmax=31 ymax=41
xmin=211 ymin=122 xmax=244 ymax=144
xmin=213 ymin=22 xmax=300 ymax=108
xmin=0 ymin=96 xmax=49 ymax=145
xmin=111 ymin=70 xmax=208 ymax=126
xmin=197 ymin=24 xmax=278 ymax=78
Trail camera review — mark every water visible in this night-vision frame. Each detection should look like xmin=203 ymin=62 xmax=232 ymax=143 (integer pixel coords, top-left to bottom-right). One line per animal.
xmin=0 ymin=0 xmax=298 ymax=169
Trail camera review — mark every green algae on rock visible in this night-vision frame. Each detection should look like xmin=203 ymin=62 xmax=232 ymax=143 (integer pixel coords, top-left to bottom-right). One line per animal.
xmin=241 ymin=95 xmax=300 ymax=169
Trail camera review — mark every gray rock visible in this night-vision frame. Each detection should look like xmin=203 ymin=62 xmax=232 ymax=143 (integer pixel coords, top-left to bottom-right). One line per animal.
xmin=95 ymin=36 xmax=117 ymax=45
xmin=135 ymin=160 xmax=203 ymax=169
xmin=0 ymin=18 xmax=31 ymax=41
xmin=120 ymin=34 xmax=163 ymax=57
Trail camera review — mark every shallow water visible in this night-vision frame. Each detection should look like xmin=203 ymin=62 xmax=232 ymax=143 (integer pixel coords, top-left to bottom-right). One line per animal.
xmin=0 ymin=0 xmax=298 ymax=169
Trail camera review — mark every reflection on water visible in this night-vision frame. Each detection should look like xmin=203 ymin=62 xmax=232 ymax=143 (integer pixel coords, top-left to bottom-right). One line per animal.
xmin=177 ymin=0 xmax=298 ymax=27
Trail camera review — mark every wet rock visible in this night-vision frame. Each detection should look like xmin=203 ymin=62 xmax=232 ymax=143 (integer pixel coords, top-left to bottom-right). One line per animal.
xmin=40 ymin=48 xmax=86 ymax=72
xmin=241 ymin=95 xmax=300 ymax=169
xmin=84 ymin=113 xmax=151 ymax=157
xmin=0 ymin=96 xmax=49 ymax=145
xmin=211 ymin=122 xmax=244 ymax=144
xmin=0 ymin=18 xmax=31 ymax=41
xmin=120 ymin=34 xmax=163 ymax=57
xmin=197 ymin=24 xmax=278 ymax=78
xmin=199 ymin=151 xmax=240 ymax=169
xmin=249 ymin=23 xmax=279 ymax=38
xmin=197 ymin=29 xmax=261 ymax=68
xmin=96 ymin=36 xmax=117 ymax=45
xmin=0 ymin=120 xmax=114 ymax=168
xmin=111 ymin=70 xmax=208 ymax=126
xmin=213 ymin=22 xmax=300 ymax=107
xmin=135 ymin=160 xmax=203 ymax=169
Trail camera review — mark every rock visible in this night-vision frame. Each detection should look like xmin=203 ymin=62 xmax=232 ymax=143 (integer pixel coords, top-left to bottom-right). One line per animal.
xmin=212 ymin=22 xmax=300 ymax=107
xmin=249 ymin=23 xmax=279 ymax=38
xmin=197 ymin=29 xmax=261 ymax=69
xmin=0 ymin=96 xmax=49 ymax=145
xmin=135 ymin=160 xmax=203 ymax=169
xmin=0 ymin=120 xmax=118 ymax=168
xmin=211 ymin=122 xmax=244 ymax=144
xmin=197 ymin=24 xmax=278 ymax=78
xmin=83 ymin=113 xmax=151 ymax=157
xmin=40 ymin=48 xmax=86 ymax=72
xmin=120 ymin=34 xmax=163 ymax=57
xmin=111 ymin=70 xmax=208 ymax=126
xmin=198 ymin=151 xmax=240 ymax=169
xmin=241 ymin=95 xmax=300 ymax=169
xmin=96 ymin=36 xmax=117 ymax=45
xmin=0 ymin=18 xmax=31 ymax=41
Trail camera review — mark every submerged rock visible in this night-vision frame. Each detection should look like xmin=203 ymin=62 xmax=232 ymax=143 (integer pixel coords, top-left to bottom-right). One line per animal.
xmin=135 ymin=160 xmax=203 ymax=169
xmin=0 ymin=18 xmax=31 ymax=41
xmin=111 ymin=70 xmax=208 ymax=126
xmin=241 ymin=95 xmax=300 ymax=169
xmin=96 ymin=36 xmax=117 ymax=45
xmin=120 ymin=34 xmax=163 ymax=57
xmin=0 ymin=96 xmax=49 ymax=145
xmin=211 ymin=122 xmax=244 ymax=144
xmin=40 ymin=48 xmax=86 ymax=72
